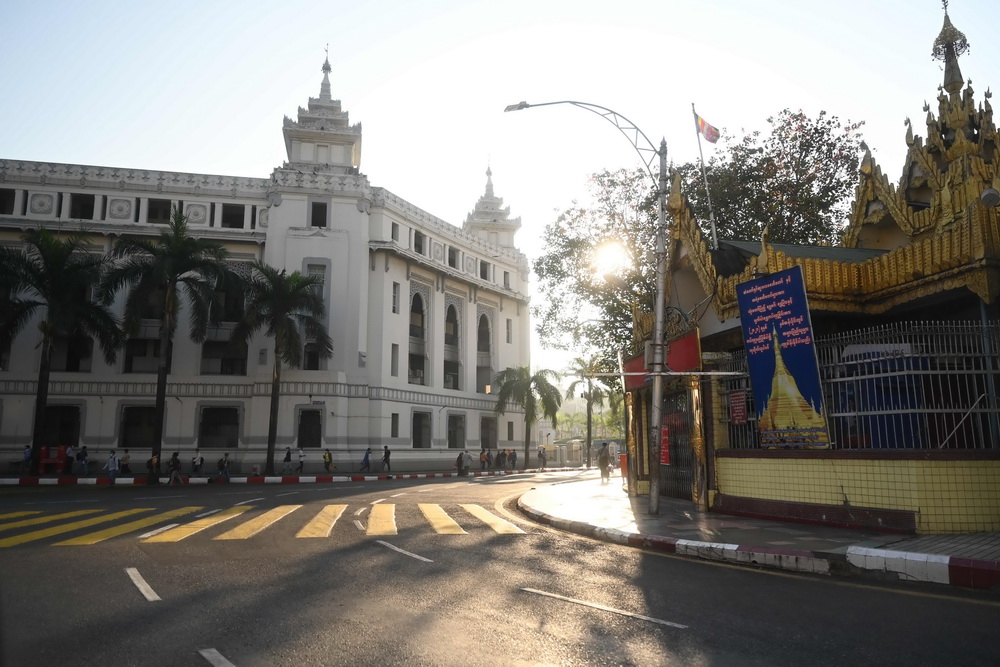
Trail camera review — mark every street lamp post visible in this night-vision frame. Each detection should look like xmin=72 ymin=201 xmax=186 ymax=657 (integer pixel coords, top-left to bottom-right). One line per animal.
xmin=505 ymin=100 xmax=667 ymax=514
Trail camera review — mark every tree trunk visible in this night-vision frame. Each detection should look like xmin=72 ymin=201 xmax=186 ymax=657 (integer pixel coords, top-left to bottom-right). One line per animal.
xmin=152 ymin=313 xmax=170 ymax=464
xmin=523 ymin=420 xmax=531 ymax=469
xmin=29 ymin=334 xmax=53 ymax=476
xmin=585 ymin=383 xmax=593 ymax=468
xmin=265 ymin=345 xmax=281 ymax=475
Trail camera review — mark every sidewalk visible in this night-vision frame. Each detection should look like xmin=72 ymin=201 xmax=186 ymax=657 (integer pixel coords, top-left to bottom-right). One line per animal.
xmin=518 ymin=471 xmax=1000 ymax=592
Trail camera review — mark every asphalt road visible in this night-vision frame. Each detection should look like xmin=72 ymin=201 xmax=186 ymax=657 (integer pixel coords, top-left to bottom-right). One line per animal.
xmin=1 ymin=472 xmax=998 ymax=666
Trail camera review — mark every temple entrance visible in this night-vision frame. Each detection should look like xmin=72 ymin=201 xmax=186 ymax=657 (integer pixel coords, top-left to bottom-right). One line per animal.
xmin=661 ymin=389 xmax=693 ymax=501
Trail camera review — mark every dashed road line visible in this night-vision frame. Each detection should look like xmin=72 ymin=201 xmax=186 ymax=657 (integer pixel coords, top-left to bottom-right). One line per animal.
xmin=142 ymin=506 xmax=252 ymax=543
xmin=376 ymin=540 xmax=433 ymax=562
xmin=198 ymin=648 xmax=235 ymax=666
xmin=125 ymin=567 xmax=161 ymax=601
xmin=520 ymin=588 xmax=688 ymax=629
xmin=138 ymin=523 xmax=179 ymax=539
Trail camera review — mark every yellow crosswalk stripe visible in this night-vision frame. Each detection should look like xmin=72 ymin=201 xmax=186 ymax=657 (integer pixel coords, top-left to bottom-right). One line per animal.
xmin=367 ymin=503 xmax=396 ymax=535
xmin=418 ymin=503 xmax=467 ymax=534
xmin=0 ymin=509 xmax=153 ymax=548
xmin=214 ymin=505 xmax=301 ymax=540
xmin=54 ymin=507 xmax=205 ymax=546
xmin=143 ymin=506 xmax=252 ymax=543
xmin=296 ymin=504 xmax=347 ymax=538
xmin=460 ymin=504 xmax=526 ymax=534
xmin=0 ymin=510 xmax=102 ymax=533
xmin=0 ymin=511 xmax=43 ymax=520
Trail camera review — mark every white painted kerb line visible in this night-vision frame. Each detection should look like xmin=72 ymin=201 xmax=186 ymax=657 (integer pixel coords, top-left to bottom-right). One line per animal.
xmin=520 ymin=588 xmax=687 ymax=629
xmin=125 ymin=567 xmax=161 ymax=602
xmin=376 ymin=540 xmax=434 ymax=563
xmin=198 ymin=648 xmax=236 ymax=666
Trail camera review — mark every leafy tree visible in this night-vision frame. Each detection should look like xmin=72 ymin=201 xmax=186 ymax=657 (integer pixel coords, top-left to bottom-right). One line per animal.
xmin=565 ymin=355 xmax=609 ymax=468
xmin=0 ymin=228 xmax=123 ymax=474
xmin=100 ymin=209 xmax=229 ymax=461
xmin=230 ymin=261 xmax=333 ymax=475
xmin=534 ymin=109 xmax=863 ymax=358
xmin=678 ymin=108 xmax=864 ymax=245
xmin=492 ymin=366 xmax=562 ymax=468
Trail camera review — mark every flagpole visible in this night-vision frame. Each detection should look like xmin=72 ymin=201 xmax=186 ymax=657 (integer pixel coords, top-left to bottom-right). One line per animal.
xmin=692 ymin=104 xmax=719 ymax=250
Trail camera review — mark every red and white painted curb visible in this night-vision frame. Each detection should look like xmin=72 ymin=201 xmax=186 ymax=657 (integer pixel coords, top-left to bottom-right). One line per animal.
xmin=517 ymin=499 xmax=1000 ymax=591
xmin=0 ymin=467 xmax=574 ymax=486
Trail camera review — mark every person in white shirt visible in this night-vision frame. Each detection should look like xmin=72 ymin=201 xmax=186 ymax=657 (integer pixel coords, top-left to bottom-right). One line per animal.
xmin=103 ymin=450 xmax=119 ymax=486
xmin=296 ymin=448 xmax=306 ymax=473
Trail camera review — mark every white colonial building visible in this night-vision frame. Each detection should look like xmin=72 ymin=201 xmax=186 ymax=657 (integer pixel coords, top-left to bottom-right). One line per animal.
xmin=0 ymin=57 xmax=531 ymax=471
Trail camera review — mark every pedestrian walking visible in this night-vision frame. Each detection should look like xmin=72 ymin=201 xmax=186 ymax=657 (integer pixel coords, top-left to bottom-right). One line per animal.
xmin=495 ymin=449 xmax=506 ymax=470
xmin=63 ymin=444 xmax=76 ymax=475
xmin=539 ymin=446 xmax=547 ymax=471
xmin=75 ymin=446 xmax=89 ymax=475
xmin=216 ymin=453 xmax=230 ymax=482
xmin=598 ymin=442 xmax=611 ymax=484
xmin=509 ymin=449 xmax=517 ymax=470
xmin=486 ymin=449 xmax=494 ymax=470
xmin=146 ymin=454 xmax=160 ymax=486
xmin=322 ymin=449 xmax=335 ymax=472
xmin=102 ymin=450 xmax=119 ymax=486
xmin=191 ymin=449 xmax=203 ymax=476
xmin=479 ymin=449 xmax=487 ymax=471
xmin=360 ymin=447 xmax=372 ymax=472
xmin=168 ymin=452 xmax=183 ymax=485
xmin=296 ymin=448 xmax=306 ymax=473
xmin=463 ymin=450 xmax=473 ymax=475
xmin=381 ymin=446 xmax=391 ymax=472
xmin=19 ymin=445 xmax=31 ymax=475
xmin=120 ymin=449 xmax=131 ymax=474
xmin=282 ymin=447 xmax=293 ymax=474
xmin=455 ymin=451 xmax=466 ymax=476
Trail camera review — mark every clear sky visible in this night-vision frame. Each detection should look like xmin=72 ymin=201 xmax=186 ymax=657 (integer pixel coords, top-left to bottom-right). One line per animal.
xmin=2 ymin=0 xmax=995 ymax=372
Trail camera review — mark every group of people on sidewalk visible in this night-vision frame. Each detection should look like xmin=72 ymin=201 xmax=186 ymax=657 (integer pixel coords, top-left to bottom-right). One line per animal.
xmin=359 ymin=446 xmax=391 ymax=472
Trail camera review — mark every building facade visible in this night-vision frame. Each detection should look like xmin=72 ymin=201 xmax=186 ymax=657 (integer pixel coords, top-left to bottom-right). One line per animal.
xmin=0 ymin=57 xmax=532 ymax=471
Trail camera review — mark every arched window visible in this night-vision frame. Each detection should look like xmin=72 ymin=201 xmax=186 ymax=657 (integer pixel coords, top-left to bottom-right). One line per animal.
xmin=477 ymin=314 xmax=491 ymax=353
xmin=445 ymin=305 xmax=459 ymax=347
xmin=410 ymin=294 xmax=425 ymax=339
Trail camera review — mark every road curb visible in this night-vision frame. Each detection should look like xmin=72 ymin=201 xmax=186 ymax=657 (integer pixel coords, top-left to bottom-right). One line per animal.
xmin=516 ymin=497 xmax=1000 ymax=590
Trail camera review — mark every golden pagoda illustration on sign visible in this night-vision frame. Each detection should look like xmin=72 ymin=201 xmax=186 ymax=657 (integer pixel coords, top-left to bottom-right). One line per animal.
xmin=759 ymin=328 xmax=829 ymax=448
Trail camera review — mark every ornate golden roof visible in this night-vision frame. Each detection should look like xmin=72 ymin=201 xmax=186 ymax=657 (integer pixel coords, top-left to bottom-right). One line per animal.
xmin=665 ymin=8 xmax=1000 ymax=325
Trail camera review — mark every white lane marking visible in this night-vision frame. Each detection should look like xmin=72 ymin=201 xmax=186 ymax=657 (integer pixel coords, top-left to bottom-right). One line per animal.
xmin=353 ymin=520 xmax=365 ymax=531
xmin=125 ymin=567 xmax=161 ymax=602
xmin=371 ymin=498 xmax=386 ymax=504
xmin=196 ymin=509 xmax=222 ymax=518
xmin=520 ymin=588 xmax=687 ymax=629
xmin=277 ymin=491 xmax=299 ymax=497
xmin=390 ymin=493 xmax=406 ymax=497
xmin=138 ymin=523 xmax=179 ymax=539
xmin=376 ymin=540 xmax=433 ymax=563
xmin=134 ymin=495 xmax=186 ymax=500
xmin=240 ymin=497 xmax=265 ymax=505
xmin=198 ymin=648 xmax=236 ymax=666
xmin=354 ymin=507 xmax=368 ymax=516
xmin=417 ymin=488 xmax=435 ymax=492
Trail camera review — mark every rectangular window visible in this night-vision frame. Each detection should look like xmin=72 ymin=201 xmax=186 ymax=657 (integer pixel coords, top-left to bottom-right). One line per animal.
xmin=392 ymin=282 xmax=400 ymax=314
xmin=504 ymin=271 xmax=511 ymax=289
xmin=0 ymin=189 xmax=15 ymax=215
xmin=391 ymin=413 xmax=399 ymax=438
xmin=124 ymin=339 xmax=172 ymax=373
xmin=448 ymin=247 xmax=459 ymax=268
xmin=408 ymin=354 xmax=425 ymax=385
xmin=391 ymin=344 xmax=399 ymax=377
xmin=447 ymin=414 xmax=466 ymax=449
xmin=199 ymin=407 xmax=240 ymax=449
xmin=121 ymin=406 xmax=157 ymax=449
xmin=69 ymin=194 xmax=95 ymax=220
xmin=148 ymin=198 xmax=172 ymax=224
xmin=414 ymin=231 xmax=426 ymax=255
xmin=311 ymin=201 xmax=328 ymax=228
xmin=506 ymin=318 xmax=513 ymax=344
xmin=479 ymin=260 xmax=490 ymax=281
xmin=212 ymin=273 xmax=244 ymax=323
xmin=508 ymin=421 xmax=515 ymax=441
xmin=412 ymin=411 xmax=431 ymax=448
xmin=443 ymin=360 xmax=460 ymax=390
xmin=303 ymin=343 xmax=320 ymax=371
xmin=220 ymin=203 xmax=244 ymax=229
xmin=200 ymin=341 xmax=247 ymax=376
xmin=50 ymin=335 xmax=94 ymax=373
xmin=391 ymin=222 xmax=399 ymax=242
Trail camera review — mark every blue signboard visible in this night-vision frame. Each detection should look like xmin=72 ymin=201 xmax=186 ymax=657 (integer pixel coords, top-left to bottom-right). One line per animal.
xmin=736 ymin=266 xmax=830 ymax=448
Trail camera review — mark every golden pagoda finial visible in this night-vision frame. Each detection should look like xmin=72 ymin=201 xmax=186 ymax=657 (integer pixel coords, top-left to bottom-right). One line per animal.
xmin=933 ymin=1 xmax=969 ymax=95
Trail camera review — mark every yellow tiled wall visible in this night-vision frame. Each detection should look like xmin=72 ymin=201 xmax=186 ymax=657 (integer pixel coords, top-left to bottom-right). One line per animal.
xmin=715 ymin=458 xmax=1000 ymax=533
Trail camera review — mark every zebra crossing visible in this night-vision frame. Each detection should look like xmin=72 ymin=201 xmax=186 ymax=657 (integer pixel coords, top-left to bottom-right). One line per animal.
xmin=0 ymin=503 xmax=525 ymax=547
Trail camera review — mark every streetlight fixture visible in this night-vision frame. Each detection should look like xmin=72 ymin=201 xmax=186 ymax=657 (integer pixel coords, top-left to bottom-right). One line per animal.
xmin=505 ymin=99 xmax=668 ymax=514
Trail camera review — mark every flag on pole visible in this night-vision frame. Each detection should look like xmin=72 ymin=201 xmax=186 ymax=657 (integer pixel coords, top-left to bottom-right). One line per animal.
xmin=695 ymin=113 xmax=720 ymax=144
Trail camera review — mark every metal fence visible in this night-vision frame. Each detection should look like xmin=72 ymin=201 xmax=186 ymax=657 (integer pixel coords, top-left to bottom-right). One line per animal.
xmin=718 ymin=321 xmax=1000 ymax=450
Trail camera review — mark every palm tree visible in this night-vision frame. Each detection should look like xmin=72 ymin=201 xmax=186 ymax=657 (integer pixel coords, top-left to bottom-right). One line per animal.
xmin=566 ymin=355 xmax=609 ymax=468
xmin=100 ymin=208 xmax=229 ymax=461
xmin=492 ymin=365 xmax=562 ymax=468
xmin=230 ymin=261 xmax=332 ymax=475
xmin=0 ymin=228 xmax=123 ymax=474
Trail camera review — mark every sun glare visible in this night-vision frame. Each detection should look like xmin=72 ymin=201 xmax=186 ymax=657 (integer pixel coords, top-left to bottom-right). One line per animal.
xmin=592 ymin=242 xmax=629 ymax=278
